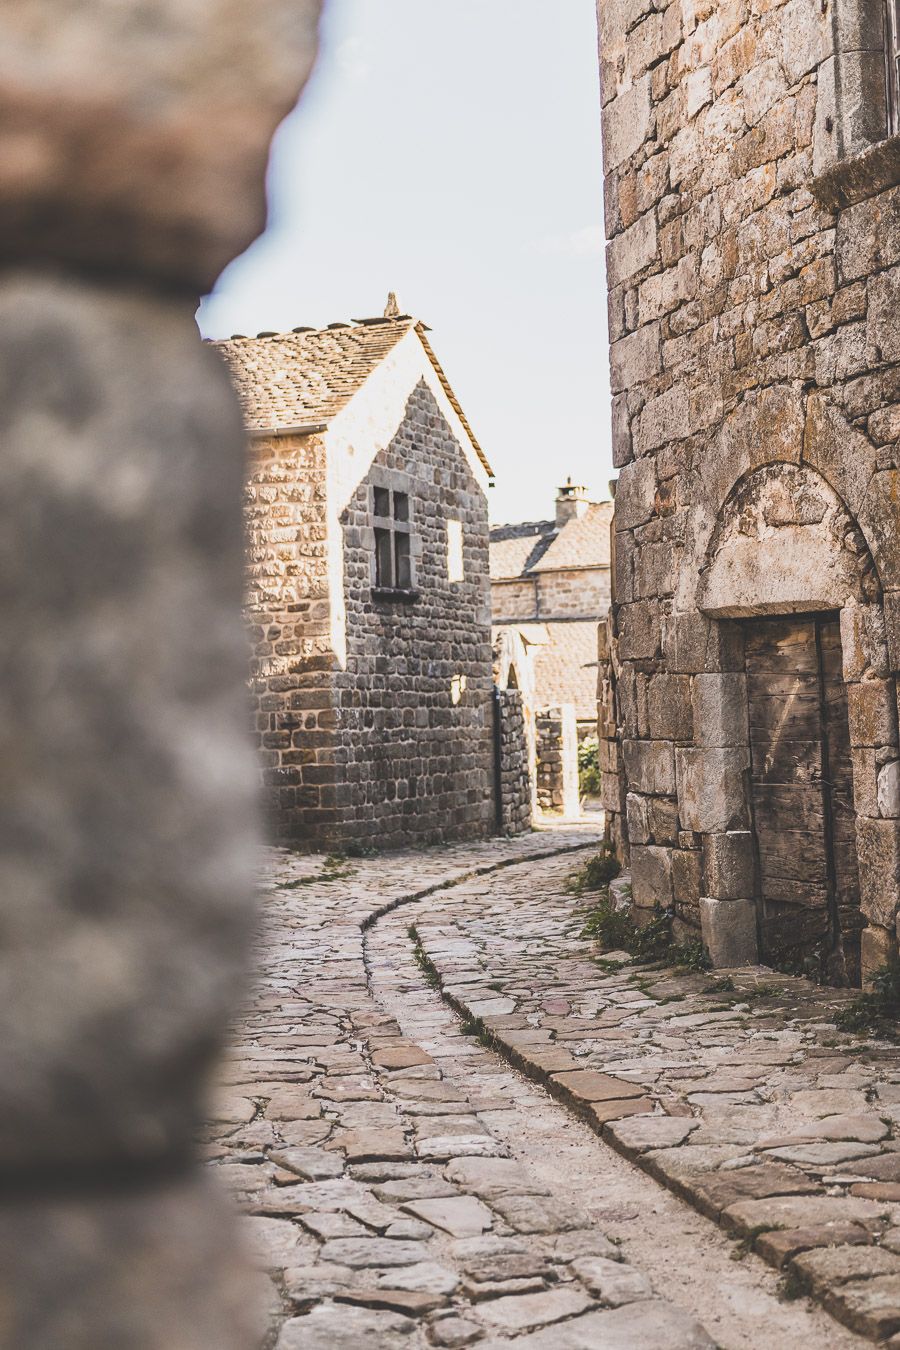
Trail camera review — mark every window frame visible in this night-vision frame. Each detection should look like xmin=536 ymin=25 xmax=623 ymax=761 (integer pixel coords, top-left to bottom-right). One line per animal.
xmin=887 ymin=0 xmax=900 ymax=137
xmin=371 ymin=482 xmax=418 ymax=601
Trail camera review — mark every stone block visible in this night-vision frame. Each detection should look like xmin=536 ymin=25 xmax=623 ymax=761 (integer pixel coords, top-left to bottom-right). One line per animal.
xmin=609 ymin=323 xmax=662 ymax=394
xmin=647 ymin=796 xmax=680 ymax=845
xmin=835 ymin=185 xmax=900 ymax=285
xmin=861 ymin=925 xmax=898 ymax=988
xmin=614 ymin=459 xmax=658 ymax=532
xmin=611 ymin=393 xmax=633 ymax=468
xmin=879 ymin=760 xmax=900 ymax=819
xmin=623 ymin=739 xmax=676 ymax=796
xmin=647 ymin=674 xmax=693 ymax=741
xmin=0 ymin=0 xmax=323 ymax=291
xmin=860 ymin=470 xmax=900 ymax=583
xmin=699 ymin=898 xmax=759 ymax=969
xmin=691 ymin=674 xmax=748 ymax=748
xmin=630 ymin=845 xmax=674 ymax=909
xmin=661 ymin=612 xmax=743 ymax=675
xmin=840 ymin=605 xmax=890 ymax=681
xmin=869 ymin=264 xmax=900 ymax=366
xmin=626 ymin=793 xmax=651 ymax=845
xmin=886 ymin=593 xmax=900 ymax=673
xmin=847 ymin=680 xmax=898 ymax=748
xmin=617 ymin=599 xmax=661 ymax=661
xmin=633 ymin=539 xmax=678 ymax=599
xmin=814 ymin=50 xmax=889 ymax=177
xmin=857 ymin=817 xmax=900 ymax=926
xmin=602 ymin=76 xmax=652 ymax=171
xmin=672 ymin=847 xmax=702 ymax=909
xmin=851 ymin=748 xmax=879 ymax=818
xmin=634 ymin=386 xmax=690 ymax=455
xmin=607 ymin=210 xmax=658 ymax=290
xmin=675 ymin=748 xmax=750 ymax=834
xmin=601 ymin=770 xmax=624 ymax=814
xmin=702 ymin=831 xmax=755 ymax=901
xmin=778 ymin=0 xmax=831 ymax=85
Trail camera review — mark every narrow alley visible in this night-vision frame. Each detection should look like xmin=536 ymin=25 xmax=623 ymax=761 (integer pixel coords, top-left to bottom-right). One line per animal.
xmin=206 ymin=828 xmax=900 ymax=1348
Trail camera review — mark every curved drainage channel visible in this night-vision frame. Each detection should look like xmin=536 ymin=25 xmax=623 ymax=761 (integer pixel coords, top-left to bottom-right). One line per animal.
xmin=363 ymin=859 xmax=867 ymax=1350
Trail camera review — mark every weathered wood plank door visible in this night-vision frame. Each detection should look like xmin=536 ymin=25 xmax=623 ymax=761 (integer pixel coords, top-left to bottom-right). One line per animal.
xmin=745 ymin=615 xmax=862 ymax=984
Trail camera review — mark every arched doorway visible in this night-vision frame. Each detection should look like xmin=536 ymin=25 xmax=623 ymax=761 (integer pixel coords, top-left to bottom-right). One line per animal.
xmin=698 ymin=464 xmax=886 ymax=985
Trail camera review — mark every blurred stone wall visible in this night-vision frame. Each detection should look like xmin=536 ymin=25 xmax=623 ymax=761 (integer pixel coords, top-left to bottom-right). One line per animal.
xmin=0 ymin=3 xmax=321 ymax=1346
xmin=536 ymin=706 xmax=580 ymax=817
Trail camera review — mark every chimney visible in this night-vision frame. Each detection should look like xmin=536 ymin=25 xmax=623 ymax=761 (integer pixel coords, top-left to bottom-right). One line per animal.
xmin=555 ymin=477 xmax=591 ymax=527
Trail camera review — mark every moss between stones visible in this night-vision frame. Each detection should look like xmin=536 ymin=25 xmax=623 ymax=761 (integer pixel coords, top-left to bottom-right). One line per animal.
xmin=834 ymin=959 xmax=900 ymax=1036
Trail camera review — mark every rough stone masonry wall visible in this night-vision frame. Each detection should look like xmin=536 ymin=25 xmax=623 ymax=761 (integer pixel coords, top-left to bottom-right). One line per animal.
xmin=495 ymin=687 xmax=534 ymax=835
xmin=335 ymin=379 xmax=496 ymax=848
xmin=536 ymin=706 xmax=580 ymax=816
xmin=0 ymin=1 xmax=321 ymax=1345
xmin=243 ymin=430 xmax=336 ymax=843
xmin=492 ymin=575 xmax=540 ymax=621
xmin=597 ymin=0 xmax=900 ymax=976
xmin=535 ymin=566 xmax=612 ymax=619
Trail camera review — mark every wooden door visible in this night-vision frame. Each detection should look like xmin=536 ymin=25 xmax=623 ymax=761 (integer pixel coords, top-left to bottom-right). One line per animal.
xmin=745 ymin=615 xmax=862 ymax=984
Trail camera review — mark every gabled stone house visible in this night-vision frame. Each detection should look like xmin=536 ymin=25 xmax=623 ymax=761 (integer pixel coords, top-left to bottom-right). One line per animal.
xmin=215 ymin=305 xmax=513 ymax=849
xmin=597 ymin=0 xmax=900 ymax=984
xmin=491 ymin=483 xmax=613 ymax=815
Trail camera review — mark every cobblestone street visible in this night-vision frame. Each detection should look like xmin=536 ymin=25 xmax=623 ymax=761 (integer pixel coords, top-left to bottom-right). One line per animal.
xmin=207 ymin=827 xmax=900 ymax=1348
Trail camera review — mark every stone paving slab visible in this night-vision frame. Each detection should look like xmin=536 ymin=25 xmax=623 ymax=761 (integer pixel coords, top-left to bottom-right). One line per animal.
xmin=203 ymin=826 xmax=715 ymax=1348
xmin=408 ymin=849 xmax=900 ymax=1343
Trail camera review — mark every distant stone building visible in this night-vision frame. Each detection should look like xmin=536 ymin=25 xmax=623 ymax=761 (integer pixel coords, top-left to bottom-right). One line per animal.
xmin=491 ymin=483 xmax=612 ymax=815
xmin=596 ymin=0 xmax=900 ymax=984
xmin=216 ymin=304 xmax=528 ymax=849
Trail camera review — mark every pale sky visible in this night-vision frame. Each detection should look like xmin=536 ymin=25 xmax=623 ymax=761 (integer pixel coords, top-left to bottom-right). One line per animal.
xmin=198 ymin=0 xmax=612 ymax=524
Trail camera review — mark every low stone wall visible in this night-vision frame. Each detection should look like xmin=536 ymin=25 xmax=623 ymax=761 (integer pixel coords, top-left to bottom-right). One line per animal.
xmin=495 ymin=687 xmax=533 ymax=835
xmin=536 ymin=705 xmax=580 ymax=817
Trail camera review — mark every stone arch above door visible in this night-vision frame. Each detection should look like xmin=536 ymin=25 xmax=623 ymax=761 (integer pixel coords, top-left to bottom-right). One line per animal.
xmin=697 ymin=462 xmax=880 ymax=619
xmin=680 ymin=387 xmax=896 ymax=616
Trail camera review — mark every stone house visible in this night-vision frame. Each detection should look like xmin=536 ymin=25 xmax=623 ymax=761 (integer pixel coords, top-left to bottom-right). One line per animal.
xmin=597 ymin=0 xmax=900 ymax=984
xmin=215 ymin=304 xmax=526 ymax=849
xmin=491 ymin=483 xmax=613 ymax=815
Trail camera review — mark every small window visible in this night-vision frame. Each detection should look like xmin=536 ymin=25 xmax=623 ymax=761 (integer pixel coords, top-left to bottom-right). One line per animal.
xmin=375 ymin=527 xmax=393 ymax=587
xmin=371 ymin=484 xmax=415 ymax=595
xmin=395 ymin=532 xmax=412 ymax=589
xmin=888 ymin=1 xmax=900 ymax=136
xmin=447 ymin=519 xmax=464 ymax=582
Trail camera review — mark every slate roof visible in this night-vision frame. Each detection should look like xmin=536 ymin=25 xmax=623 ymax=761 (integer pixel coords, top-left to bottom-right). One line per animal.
xmin=490 ymin=502 xmax=612 ymax=581
xmin=213 ymin=316 xmax=493 ymax=476
xmin=531 ymin=502 xmax=613 ymax=572
xmin=489 ymin=521 xmax=556 ymax=580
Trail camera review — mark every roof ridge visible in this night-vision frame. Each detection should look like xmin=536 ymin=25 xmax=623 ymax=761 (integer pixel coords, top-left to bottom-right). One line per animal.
xmin=209 ymin=315 xmax=416 ymax=346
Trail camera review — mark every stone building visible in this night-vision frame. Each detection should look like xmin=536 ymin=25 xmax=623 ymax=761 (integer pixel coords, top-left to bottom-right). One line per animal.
xmin=491 ymin=483 xmax=612 ymax=815
xmin=597 ymin=0 xmax=900 ymax=984
xmin=216 ymin=304 xmax=518 ymax=850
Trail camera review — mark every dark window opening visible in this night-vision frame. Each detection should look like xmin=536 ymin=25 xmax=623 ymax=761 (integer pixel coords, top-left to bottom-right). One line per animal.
xmin=395 ymin=532 xmax=412 ymax=589
xmin=371 ymin=484 xmax=416 ymax=598
xmin=375 ymin=527 xmax=393 ymax=588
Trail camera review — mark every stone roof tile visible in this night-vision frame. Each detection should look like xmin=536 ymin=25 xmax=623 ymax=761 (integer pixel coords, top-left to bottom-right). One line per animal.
xmin=212 ymin=317 xmax=493 ymax=475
